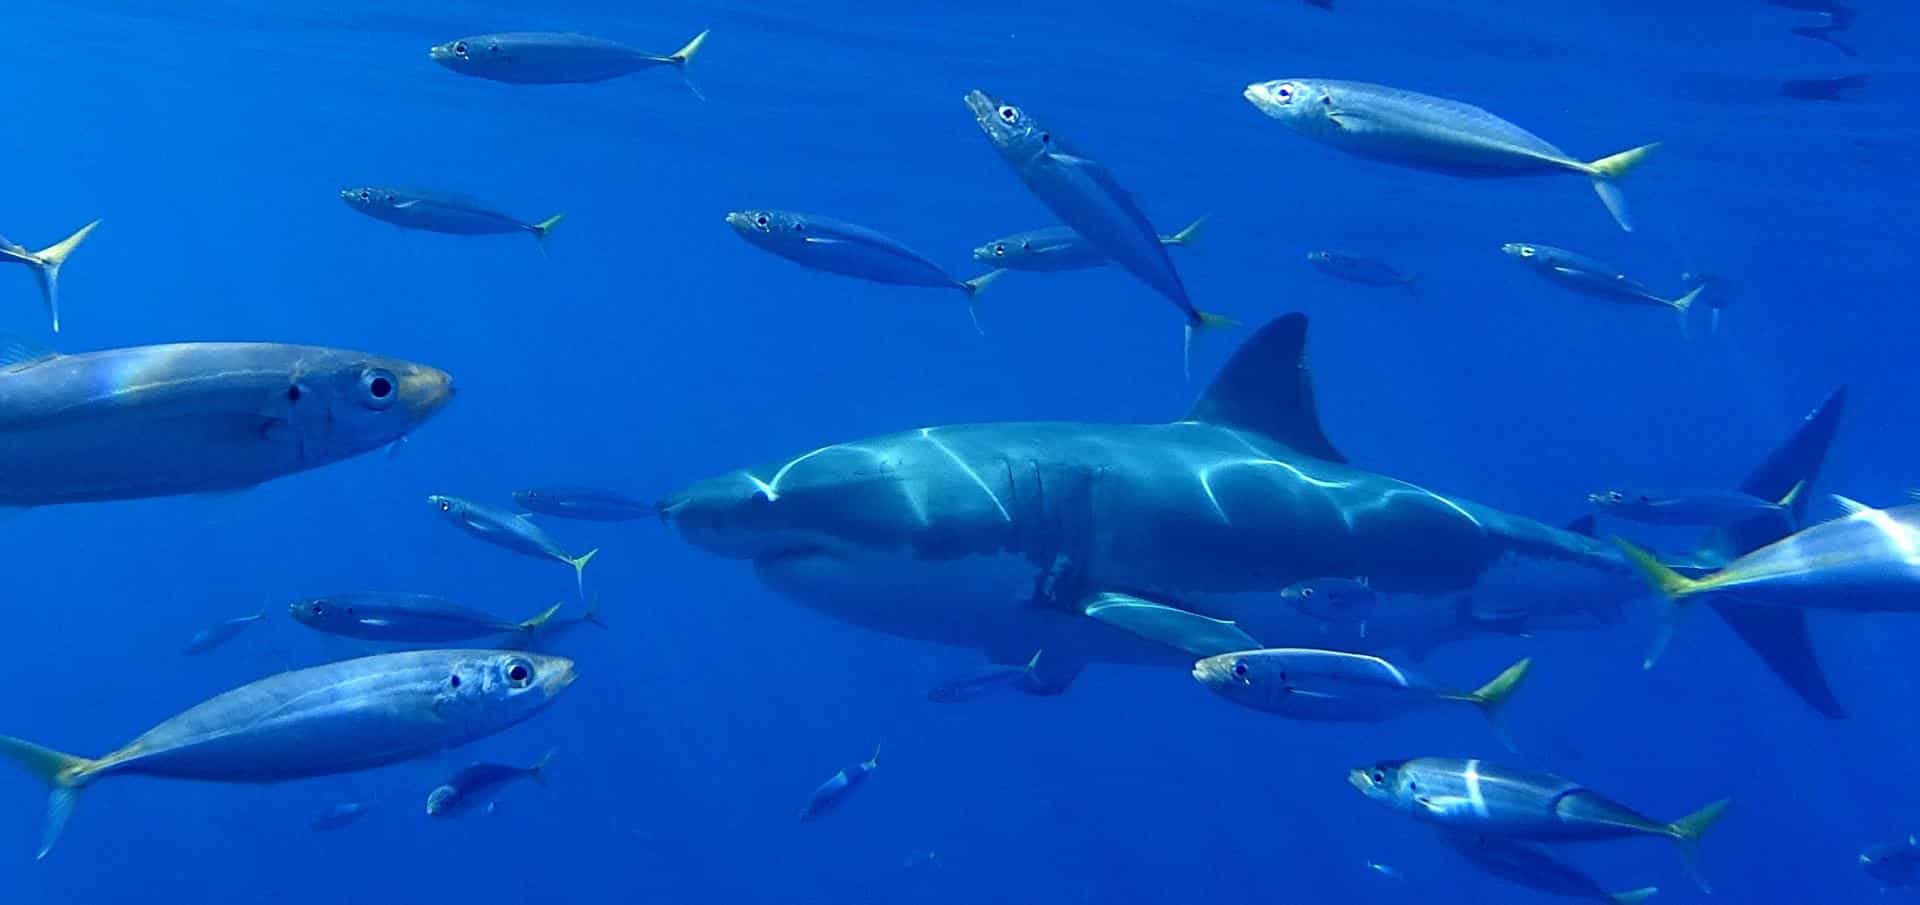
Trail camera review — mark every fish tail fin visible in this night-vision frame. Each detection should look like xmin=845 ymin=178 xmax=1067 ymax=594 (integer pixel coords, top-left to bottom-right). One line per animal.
xmin=529 ymin=747 xmax=558 ymax=786
xmin=1668 ymin=797 xmax=1731 ymax=893
xmin=1611 ymin=887 xmax=1661 ymax=905
xmin=1610 ymin=538 xmax=1709 ymax=669
xmin=1778 ymin=479 xmax=1806 ymax=509
xmin=528 ymin=213 xmax=565 ymax=257
xmin=1584 ymin=143 xmax=1659 ymax=232
xmin=669 ymin=29 xmax=710 ymax=100
xmin=567 ymin=548 xmax=599 ymax=597
xmin=0 ymin=735 xmax=96 ymax=859
xmin=518 ymin=601 xmax=566 ymax=633
xmin=27 ymin=219 xmax=100 ymax=333
xmin=584 ymin=595 xmax=609 ymax=629
xmin=1183 ymin=310 xmax=1240 ymax=380
xmin=1163 ymin=214 xmax=1209 ymax=247
xmin=1022 ymin=649 xmax=1044 ymax=676
xmin=1401 ymin=275 xmax=1420 ymax=299
xmin=868 ymin=743 xmax=881 ymax=766
xmin=1465 ymin=657 xmax=1532 ymax=752
xmin=961 ymin=270 xmax=1004 ymax=335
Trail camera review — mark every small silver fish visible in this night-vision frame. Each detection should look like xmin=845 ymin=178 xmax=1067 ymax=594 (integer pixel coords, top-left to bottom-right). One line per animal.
xmin=726 ymin=210 xmax=1002 ymax=333
xmin=429 ymin=30 xmax=708 ymax=97
xmin=1307 ymin=251 xmax=1417 ymax=296
xmin=1588 ymin=485 xmax=1797 ymax=527
xmin=1501 ymin=243 xmax=1703 ymax=329
xmin=1441 ymin=832 xmax=1659 ymax=903
xmin=181 ymin=611 xmax=267 ymax=656
xmin=426 ymin=749 xmax=555 ymax=818
xmin=971 ymin=217 xmax=1206 ymax=272
xmin=427 ymin=495 xmax=599 ymax=596
xmin=340 ymin=187 xmax=562 ymax=251
xmin=800 ymin=745 xmax=880 ymax=821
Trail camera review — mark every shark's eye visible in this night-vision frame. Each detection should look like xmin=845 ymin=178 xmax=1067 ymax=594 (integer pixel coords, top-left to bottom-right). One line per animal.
xmin=359 ymin=368 xmax=397 ymax=409
xmin=1039 ymin=131 xmax=1051 ymax=144
xmin=998 ymin=105 xmax=1019 ymax=122
xmin=310 ymin=602 xmax=326 ymax=617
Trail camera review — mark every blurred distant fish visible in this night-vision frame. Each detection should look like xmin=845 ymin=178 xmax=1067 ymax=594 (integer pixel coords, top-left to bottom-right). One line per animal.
xmin=0 ymin=649 xmax=575 ymax=858
xmin=903 ymin=848 xmax=942 ymax=871
xmin=429 ymin=30 xmax=708 ymax=97
xmin=514 ymin=486 xmax=653 ymax=521
xmin=927 ymin=650 xmax=1046 ymax=703
xmin=0 ymin=220 xmax=98 ymax=333
xmin=1588 ymin=485 xmax=1799 ymax=527
xmin=1280 ymin=577 xmax=1377 ymax=631
xmin=965 ymin=89 xmax=1234 ymax=371
xmin=1770 ymin=1 xmax=1859 ymax=56
xmin=1440 ymin=831 xmax=1660 ymax=904
xmin=800 ymin=745 xmax=880 ymax=821
xmin=0 ymin=338 xmax=452 ymax=507
xmin=1780 ymin=74 xmax=1868 ymax=101
xmin=311 ymin=801 xmax=372 ymax=831
xmin=1243 ymin=79 xmax=1658 ymax=231
xmin=1192 ymin=649 xmax=1530 ymax=749
xmin=427 ymin=495 xmax=599 ymax=596
xmin=726 ymin=210 xmax=1002 ymax=332
xmin=534 ymin=597 xmax=609 ymax=644
xmin=288 ymin=593 xmax=564 ymax=643
xmin=971 ymin=216 xmax=1207 ymax=272
xmin=426 ymin=749 xmax=554 ymax=817
xmin=1364 ymin=860 xmax=1403 ymax=881
xmin=1307 ymin=251 xmax=1417 ymax=296
xmin=182 ymin=611 xmax=267 ymax=656
xmin=1618 ymin=496 xmax=1920 ymax=667
xmin=340 ymin=187 xmax=562 ymax=251
xmin=1501 ymin=243 xmax=1703 ymax=328
xmin=1861 ymin=834 xmax=1920 ymax=890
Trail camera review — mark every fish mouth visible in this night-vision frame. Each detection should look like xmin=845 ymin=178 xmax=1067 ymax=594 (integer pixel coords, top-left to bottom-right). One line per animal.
xmin=1346 ymin=768 xmax=1371 ymax=793
xmin=1190 ymin=656 xmax=1230 ymax=686
xmin=541 ymin=660 xmax=579 ymax=695
xmin=428 ymin=44 xmax=452 ymax=61
xmin=962 ymin=90 xmax=997 ymax=126
xmin=723 ymin=211 xmax=754 ymax=230
xmin=401 ymin=366 xmax=456 ymax=416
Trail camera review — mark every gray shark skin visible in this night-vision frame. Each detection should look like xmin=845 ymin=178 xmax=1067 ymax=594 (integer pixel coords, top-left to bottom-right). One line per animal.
xmin=659 ymin=315 xmax=1845 ymax=713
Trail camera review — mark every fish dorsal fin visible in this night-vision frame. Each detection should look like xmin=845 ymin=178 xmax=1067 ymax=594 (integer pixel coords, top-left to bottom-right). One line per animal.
xmin=0 ymin=334 xmax=57 ymax=371
xmin=1183 ymin=313 xmax=1345 ymax=463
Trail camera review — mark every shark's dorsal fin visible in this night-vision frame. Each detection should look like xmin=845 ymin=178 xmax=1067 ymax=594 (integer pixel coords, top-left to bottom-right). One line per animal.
xmin=1183 ymin=313 xmax=1346 ymax=463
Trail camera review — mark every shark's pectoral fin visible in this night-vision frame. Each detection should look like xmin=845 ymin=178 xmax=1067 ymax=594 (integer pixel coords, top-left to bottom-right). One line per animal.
xmin=1080 ymin=591 xmax=1260 ymax=657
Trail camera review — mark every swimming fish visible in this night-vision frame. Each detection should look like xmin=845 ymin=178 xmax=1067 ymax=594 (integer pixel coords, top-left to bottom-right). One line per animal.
xmin=0 ymin=338 xmax=452 ymax=507
xmin=426 ymin=749 xmax=555 ymax=817
xmin=725 ymin=210 xmax=1002 ymax=333
xmin=1780 ymin=74 xmax=1868 ymax=101
xmin=1501 ymin=244 xmax=1704 ymax=327
xmin=181 ymin=611 xmax=267 ymax=656
xmin=800 ymin=745 xmax=880 ymax=821
xmin=964 ymin=89 xmax=1233 ymax=371
xmin=310 ymin=801 xmax=372 ymax=831
xmin=0 ymin=220 xmax=99 ymax=333
xmin=339 ymin=187 xmax=563 ymax=251
xmin=534 ymin=597 xmax=609 ymax=645
xmin=1617 ymin=496 xmax=1920 ymax=667
xmin=1243 ymin=79 xmax=1658 ymax=231
xmin=0 ymin=649 xmax=575 ymax=858
xmin=1280 ymin=577 xmax=1377 ymax=629
xmin=288 ymin=593 xmax=564 ymax=643
xmin=1364 ymin=860 xmax=1403 ymax=881
xmin=927 ymin=650 xmax=1046 ymax=703
xmin=1307 ymin=251 xmax=1417 ymax=296
xmin=1348 ymin=758 xmax=1729 ymax=891
xmin=429 ymin=30 xmax=708 ymax=97
xmin=426 ymin=496 xmax=599 ymax=596
xmin=1588 ymin=484 xmax=1798 ymax=527
xmin=1440 ymin=831 xmax=1660 ymax=904
xmin=1192 ymin=650 xmax=1530 ymax=749
xmin=1860 ymin=834 xmax=1920 ymax=889
xmin=513 ymin=486 xmax=653 ymax=521
xmin=970 ymin=216 xmax=1207 ymax=272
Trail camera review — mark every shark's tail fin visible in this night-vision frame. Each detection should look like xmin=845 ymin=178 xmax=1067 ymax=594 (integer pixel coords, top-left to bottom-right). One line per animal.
xmin=26 ymin=220 xmax=101 ymax=333
xmin=0 ymin=735 xmax=96 ymax=859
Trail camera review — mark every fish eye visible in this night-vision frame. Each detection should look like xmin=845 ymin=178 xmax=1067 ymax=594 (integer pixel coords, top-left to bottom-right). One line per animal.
xmin=1231 ymin=659 xmax=1249 ymax=678
xmin=358 ymin=368 xmax=397 ymax=409
xmin=1519 ymin=246 xmax=1535 ymax=257
xmin=310 ymin=602 xmax=326 ymax=617
xmin=449 ymin=673 xmax=461 ymax=689
xmin=992 ymin=244 xmax=1005 ymax=257
xmin=1300 ymin=587 xmax=1314 ymax=599
xmin=1040 ymin=131 xmax=1051 ymax=144
xmin=357 ymin=189 xmax=370 ymax=202
xmin=1371 ymin=770 xmax=1386 ymax=784
xmin=452 ymin=40 xmax=468 ymax=56
xmin=754 ymin=214 xmax=769 ymax=229
xmin=1274 ymin=83 xmax=1295 ymax=103
xmin=997 ymin=105 xmax=1019 ymax=122
xmin=504 ymin=658 xmax=534 ymax=688
xmin=438 ymin=500 xmax=452 ymax=513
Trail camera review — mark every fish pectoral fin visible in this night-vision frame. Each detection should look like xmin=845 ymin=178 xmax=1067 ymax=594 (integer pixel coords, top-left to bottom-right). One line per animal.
xmin=1080 ymin=591 xmax=1260 ymax=657
xmin=0 ymin=335 xmax=58 ymax=371
xmin=800 ymin=236 xmax=848 ymax=245
xmin=392 ymin=200 xmax=421 ymax=209
xmin=1415 ymin=794 xmax=1473 ymax=817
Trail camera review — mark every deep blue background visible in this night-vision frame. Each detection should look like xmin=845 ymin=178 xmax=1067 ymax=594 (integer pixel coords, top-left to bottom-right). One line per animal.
xmin=0 ymin=1 xmax=1911 ymax=902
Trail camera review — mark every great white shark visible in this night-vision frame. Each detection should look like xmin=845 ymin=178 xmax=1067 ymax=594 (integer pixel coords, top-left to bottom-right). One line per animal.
xmin=659 ymin=314 xmax=1848 ymax=716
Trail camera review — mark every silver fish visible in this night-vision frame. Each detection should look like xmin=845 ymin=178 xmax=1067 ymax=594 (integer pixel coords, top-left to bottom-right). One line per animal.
xmin=426 ymin=495 xmax=599 ymax=596
xmin=429 ymin=30 xmax=708 ymax=97
xmin=971 ymin=217 xmax=1207 ymax=272
xmin=0 ymin=649 xmax=575 ymax=858
xmin=1192 ymin=650 xmax=1529 ymax=749
xmin=1861 ymin=834 xmax=1920 ymax=890
xmin=927 ymin=650 xmax=1046 ymax=703
xmin=0 ymin=220 xmax=99 ymax=333
xmin=1307 ymin=251 xmax=1417 ymax=296
xmin=181 ymin=611 xmax=267 ymax=656
xmin=726 ymin=210 xmax=1001 ymax=333
xmin=340 ymin=187 xmax=562 ymax=250
xmin=426 ymin=749 xmax=554 ymax=817
xmin=0 ymin=339 xmax=452 ymax=506
xmin=513 ymin=486 xmax=652 ymax=521
xmin=1588 ymin=485 xmax=1797 ymax=527
xmin=1244 ymin=78 xmax=1658 ymax=231
xmin=310 ymin=801 xmax=372 ymax=831
xmin=288 ymin=593 xmax=563 ymax=643
xmin=1501 ymin=243 xmax=1703 ymax=328
xmin=800 ymin=745 xmax=880 ymax=821
xmin=1440 ymin=831 xmax=1660 ymax=904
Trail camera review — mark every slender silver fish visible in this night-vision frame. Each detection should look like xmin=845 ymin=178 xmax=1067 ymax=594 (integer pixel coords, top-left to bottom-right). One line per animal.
xmin=1244 ymin=79 xmax=1658 ymax=231
xmin=340 ymin=187 xmax=563 ymax=250
xmin=726 ymin=210 xmax=1002 ymax=333
xmin=0 ymin=338 xmax=452 ymax=506
xmin=181 ymin=611 xmax=267 ymax=656
xmin=1349 ymin=758 xmax=1729 ymax=891
xmin=311 ymin=801 xmax=373 ymax=831
xmin=288 ymin=593 xmax=563 ymax=643
xmin=1307 ymin=251 xmax=1418 ymax=296
xmin=426 ymin=749 xmax=555 ymax=817
xmin=1192 ymin=650 xmax=1529 ymax=748
xmin=0 ymin=220 xmax=99 ymax=333
xmin=513 ymin=486 xmax=653 ymax=522
xmin=971 ymin=217 xmax=1207 ymax=272
xmin=429 ymin=30 xmax=708 ymax=97
xmin=427 ymin=495 xmax=599 ymax=596
xmin=1501 ymin=243 xmax=1703 ymax=328
xmin=0 ymin=650 xmax=575 ymax=858
xmin=1588 ymin=484 xmax=1798 ymax=527
xmin=1440 ymin=831 xmax=1660 ymax=904
xmin=800 ymin=745 xmax=880 ymax=821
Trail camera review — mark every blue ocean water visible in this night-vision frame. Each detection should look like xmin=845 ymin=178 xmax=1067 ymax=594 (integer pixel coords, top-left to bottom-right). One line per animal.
xmin=0 ymin=0 xmax=1912 ymax=902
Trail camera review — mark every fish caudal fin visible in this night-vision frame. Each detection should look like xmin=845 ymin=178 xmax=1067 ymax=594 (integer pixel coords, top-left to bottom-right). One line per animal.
xmin=27 ymin=219 xmax=100 ymax=334
xmin=1611 ymin=887 xmax=1660 ymax=905
xmin=528 ymin=213 xmax=565 ymax=257
xmin=1667 ymin=797 xmax=1731 ymax=893
xmin=0 ymin=735 xmax=96 ymax=859
xmin=566 ymin=548 xmax=599 ymax=598
xmin=1610 ymin=538 xmax=1709 ymax=669
xmin=1182 ymin=311 xmax=1240 ymax=381
xmin=1584 ymin=143 xmax=1660 ymax=233
xmin=960 ymin=270 xmax=1004 ymax=336
xmin=528 ymin=748 xmax=558 ymax=787
xmin=1162 ymin=214 xmax=1210 ymax=247
xmin=669 ymin=29 xmax=710 ymax=100
xmin=584 ymin=595 xmax=609 ymax=628
xmin=518 ymin=601 xmax=565 ymax=633
xmin=1464 ymin=657 xmax=1532 ymax=752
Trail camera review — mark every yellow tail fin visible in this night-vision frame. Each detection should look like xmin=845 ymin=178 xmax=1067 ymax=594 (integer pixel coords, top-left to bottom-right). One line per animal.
xmin=1163 ymin=215 xmax=1209 ymax=247
xmin=27 ymin=219 xmax=100 ymax=333
xmin=1459 ymin=657 xmax=1532 ymax=752
xmin=1586 ymin=143 xmax=1662 ymax=180
xmin=566 ymin=548 xmax=599 ymax=598
xmin=0 ymin=735 xmax=96 ymax=859
xmin=1611 ymin=887 xmax=1660 ymax=905
xmin=518 ymin=601 xmax=566 ymax=632
xmin=32 ymin=220 xmax=100 ymax=267
xmin=669 ymin=29 xmax=710 ymax=100
xmin=1668 ymin=797 xmax=1731 ymax=893
xmin=1611 ymin=538 xmax=1710 ymax=669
